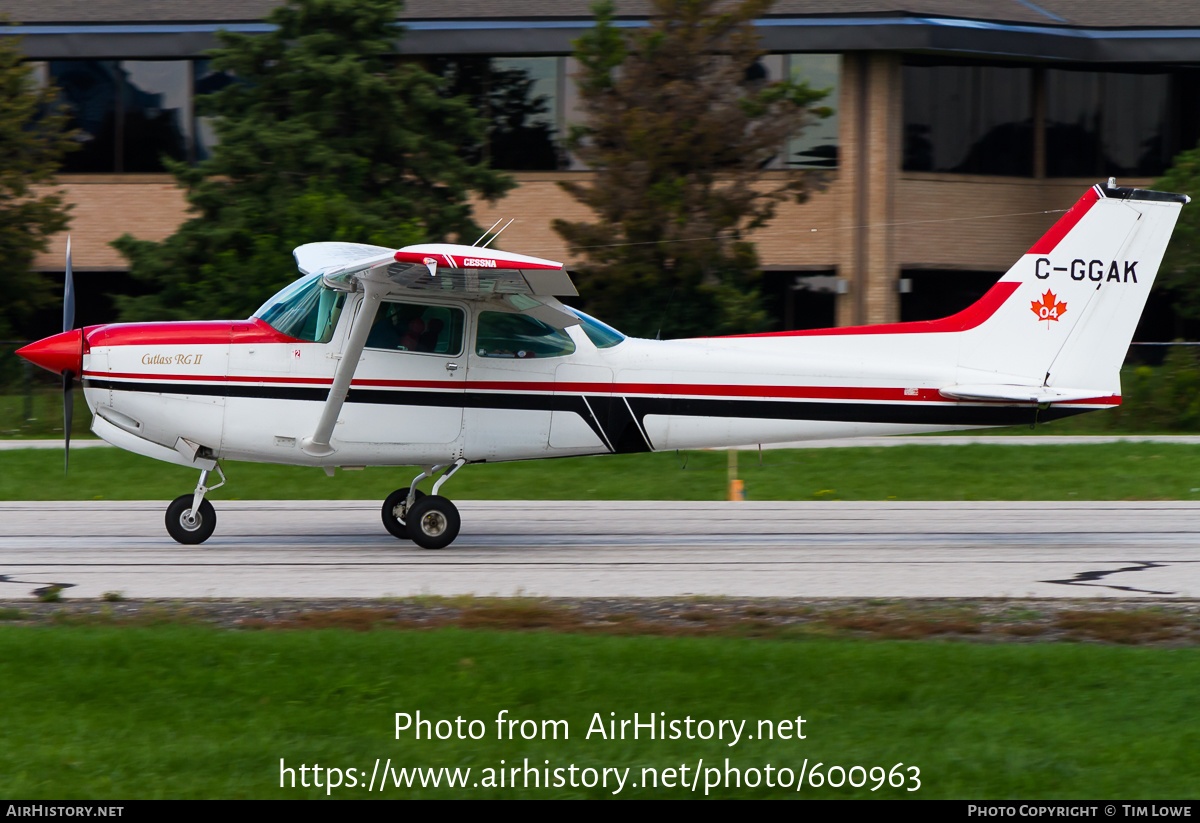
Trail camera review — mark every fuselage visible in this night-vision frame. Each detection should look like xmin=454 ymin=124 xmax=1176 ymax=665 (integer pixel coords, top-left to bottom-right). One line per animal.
xmin=71 ymin=290 xmax=1109 ymax=470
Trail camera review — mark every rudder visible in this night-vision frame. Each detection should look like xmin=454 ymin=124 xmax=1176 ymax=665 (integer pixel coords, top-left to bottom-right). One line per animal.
xmin=954 ymin=182 xmax=1187 ymax=399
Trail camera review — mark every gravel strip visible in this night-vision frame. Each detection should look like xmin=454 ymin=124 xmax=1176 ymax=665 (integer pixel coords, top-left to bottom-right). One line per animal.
xmin=2 ymin=597 xmax=1199 ymax=645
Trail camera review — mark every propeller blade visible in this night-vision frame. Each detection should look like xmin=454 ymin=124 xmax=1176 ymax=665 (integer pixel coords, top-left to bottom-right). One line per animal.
xmin=63 ymin=371 xmax=73 ymax=475
xmin=63 ymin=236 xmax=76 ymax=474
xmin=63 ymin=236 xmax=74 ymax=333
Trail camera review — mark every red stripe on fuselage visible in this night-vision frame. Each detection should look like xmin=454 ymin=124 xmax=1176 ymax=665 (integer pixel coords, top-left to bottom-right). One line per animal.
xmin=93 ymin=371 xmax=333 ymax=385
xmin=82 ymin=370 xmax=1121 ymax=406
xmin=717 ymin=281 xmax=1021 ymax=339
xmin=84 ymin=318 xmax=301 ymax=347
xmin=715 ymin=189 xmax=1101 ymax=342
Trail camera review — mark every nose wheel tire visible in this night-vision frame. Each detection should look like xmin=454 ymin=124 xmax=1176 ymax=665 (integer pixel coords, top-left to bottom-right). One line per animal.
xmin=165 ymin=495 xmax=216 ymax=545
xmin=381 ymin=488 xmax=426 ymax=540
xmin=406 ymin=495 xmax=460 ymax=550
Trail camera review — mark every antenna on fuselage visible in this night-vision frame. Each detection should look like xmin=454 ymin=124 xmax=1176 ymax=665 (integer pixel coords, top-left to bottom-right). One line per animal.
xmin=655 ymin=287 xmax=678 ymax=340
xmin=471 ymin=219 xmax=504 ymax=247
xmin=480 ymin=218 xmax=514 ymax=249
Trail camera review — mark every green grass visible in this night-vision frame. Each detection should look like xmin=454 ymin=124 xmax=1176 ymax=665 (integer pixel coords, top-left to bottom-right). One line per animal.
xmin=0 ymin=390 xmax=95 ymax=439
xmin=4 ymin=442 xmax=1200 ymax=501
xmin=0 ymin=623 xmax=1195 ymax=801
xmin=0 ymin=626 xmax=1197 ymax=798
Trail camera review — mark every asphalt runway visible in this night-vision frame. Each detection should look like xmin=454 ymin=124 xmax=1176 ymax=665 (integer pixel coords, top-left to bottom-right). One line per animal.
xmin=2 ymin=500 xmax=1198 ymax=600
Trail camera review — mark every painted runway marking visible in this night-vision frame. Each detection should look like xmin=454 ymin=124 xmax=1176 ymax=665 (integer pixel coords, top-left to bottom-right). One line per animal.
xmin=1041 ymin=561 xmax=1176 ymax=595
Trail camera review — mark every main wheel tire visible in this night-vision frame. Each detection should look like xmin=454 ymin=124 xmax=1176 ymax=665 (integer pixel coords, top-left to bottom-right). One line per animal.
xmin=165 ymin=495 xmax=216 ymax=545
xmin=381 ymin=488 xmax=425 ymax=540
xmin=407 ymin=495 xmax=460 ymax=550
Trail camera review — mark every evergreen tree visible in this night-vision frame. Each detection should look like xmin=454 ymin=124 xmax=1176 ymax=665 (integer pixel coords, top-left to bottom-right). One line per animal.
xmin=553 ymin=0 xmax=829 ymax=338
xmin=1154 ymin=146 xmax=1200 ymax=328
xmin=0 ymin=30 xmax=75 ymax=340
xmin=113 ymin=0 xmax=513 ymax=321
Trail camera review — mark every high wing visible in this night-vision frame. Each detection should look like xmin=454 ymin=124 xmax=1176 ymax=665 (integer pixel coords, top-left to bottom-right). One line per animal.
xmin=299 ymin=241 xmax=578 ymax=299
xmin=296 ymin=241 xmax=580 ymax=457
xmin=293 ymin=242 xmax=395 ymax=276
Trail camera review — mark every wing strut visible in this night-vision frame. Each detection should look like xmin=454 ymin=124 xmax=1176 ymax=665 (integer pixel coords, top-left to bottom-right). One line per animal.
xmin=301 ymin=278 xmax=387 ymax=457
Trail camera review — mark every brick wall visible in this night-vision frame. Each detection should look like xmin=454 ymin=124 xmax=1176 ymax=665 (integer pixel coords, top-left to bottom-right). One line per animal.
xmin=33 ymin=159 xmax=1151 ymax=326
xmin=35 ymin=175 xmax=191 ymax=271
xmin=895 ymin=175 xmax=1153 ymax=269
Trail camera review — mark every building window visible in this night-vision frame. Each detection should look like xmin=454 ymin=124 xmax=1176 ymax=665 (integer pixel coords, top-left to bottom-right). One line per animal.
xmin=50 ymin=60 xmax=192 ymax=173
xmin=903 ymin=61 xmax=1034 ymax=176
xmin=424 ymin=53 xmax=836 ymax=173
xmin=490 ymin=57 xmax=560 ymax=170
xmin=786 ymin=54 xmax=840 ymax=169
xmin=120 ymin=61 xmax=190 ymax=171
xmin=761 ymin=270 xmax=838 ymax=331
xmin=193 ymin=59 xmax=237 ymax=163
xmin=428 ymin=56 xmax=563 ymax=171
xmin=900 ymin=270 xmax=1000 ymax=322
xmin=50 ymin=61 xmax=120 ymax=173
xmin=1046 ymin=69 xmax=1174 ymax=178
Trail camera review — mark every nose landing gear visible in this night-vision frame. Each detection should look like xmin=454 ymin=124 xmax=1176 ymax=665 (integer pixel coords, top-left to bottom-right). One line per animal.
xmin=165 ymin=463 xmax=225 ymax=545
xmin=382 ymin=459 xmax=465 ymax=549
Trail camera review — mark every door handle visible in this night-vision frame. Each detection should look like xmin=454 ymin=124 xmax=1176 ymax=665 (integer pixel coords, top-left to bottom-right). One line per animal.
xmin=445 ymin=362 xmax=459 ymax=372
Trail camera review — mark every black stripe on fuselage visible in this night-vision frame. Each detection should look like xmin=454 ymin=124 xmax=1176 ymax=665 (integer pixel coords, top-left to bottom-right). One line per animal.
xmin=83 ymin=378 xmax=1092 ymax=452
xmin=624 ymin=395 xmax=1089 ymax=427
xmin=83 ymin=378 xmax=645 ymax=453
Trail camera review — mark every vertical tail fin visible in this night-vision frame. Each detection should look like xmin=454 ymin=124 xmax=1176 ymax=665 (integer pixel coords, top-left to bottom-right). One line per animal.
xmin=954 ymin=182 xmax=1188 ymax=399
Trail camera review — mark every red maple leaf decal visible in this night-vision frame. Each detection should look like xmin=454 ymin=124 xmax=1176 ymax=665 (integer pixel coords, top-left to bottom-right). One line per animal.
xmin=1031 ymin=289 xmax=1067 ymax=327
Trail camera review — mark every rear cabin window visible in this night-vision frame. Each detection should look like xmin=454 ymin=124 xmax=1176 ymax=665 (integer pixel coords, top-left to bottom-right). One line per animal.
xmin=366 ymin=301 xmax=464 ymax=354
xmin=476 ymin=311 xmax=575 ymax=358
xmin=254 ymin=275 xmax=346 ymax=343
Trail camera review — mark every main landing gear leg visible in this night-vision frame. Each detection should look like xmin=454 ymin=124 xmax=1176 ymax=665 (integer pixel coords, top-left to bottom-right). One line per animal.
xmin=381 ymin=459 xmax=465 ymax=549
xmin=165 ymin=463 xmax=226 ymax=545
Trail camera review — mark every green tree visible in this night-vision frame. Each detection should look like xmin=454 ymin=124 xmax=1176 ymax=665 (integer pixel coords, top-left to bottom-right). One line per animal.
xmin=0 ymin=29 xmax=74 ymax=341
xmin=553 ymin=0 xmax=829 ymax=338
xmin=1155 ymin=146 xmax=1200 ymax=329
xmin=113 ymin=0 xmax=513 ymax=322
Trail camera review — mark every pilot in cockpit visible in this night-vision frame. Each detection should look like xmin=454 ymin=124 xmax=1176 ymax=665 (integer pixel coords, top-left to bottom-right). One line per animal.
xmin=400 ymin=317 xmax=425 ymax=351
xmin=368 ymin=303 xmax=451 ymax=353
xmin=418 ymin=318 xmax=444 ymax=352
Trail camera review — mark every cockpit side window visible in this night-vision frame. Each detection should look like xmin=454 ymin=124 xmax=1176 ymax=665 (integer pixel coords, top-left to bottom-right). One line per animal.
xmin=476 ymin=311 xmax=576 ymax=359
xmin=366 ymin=301 xmax=465 ymax=355
xmin=254 ymin=275 xmax=346 ymax=343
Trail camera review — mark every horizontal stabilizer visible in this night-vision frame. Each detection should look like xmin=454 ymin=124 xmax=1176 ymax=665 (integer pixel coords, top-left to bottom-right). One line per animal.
xmin=939 ymin=384 xmax=1113 ymax=404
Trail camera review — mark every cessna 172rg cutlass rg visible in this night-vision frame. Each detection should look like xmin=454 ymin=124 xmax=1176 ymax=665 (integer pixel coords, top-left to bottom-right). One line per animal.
xmin=16 ymin=181 xmax=1189 ymax=548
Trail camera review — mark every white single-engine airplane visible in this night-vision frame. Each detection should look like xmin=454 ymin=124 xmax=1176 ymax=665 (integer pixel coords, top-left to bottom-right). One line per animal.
xmin=17 ymin=180 xmax=1189 ymax=548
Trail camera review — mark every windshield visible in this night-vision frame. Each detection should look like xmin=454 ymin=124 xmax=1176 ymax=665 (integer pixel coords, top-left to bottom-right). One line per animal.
xmin=254 ymin=274 xmax=346 ymax=343
xmin=568 ymin=308 xmax=625 ymax=348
